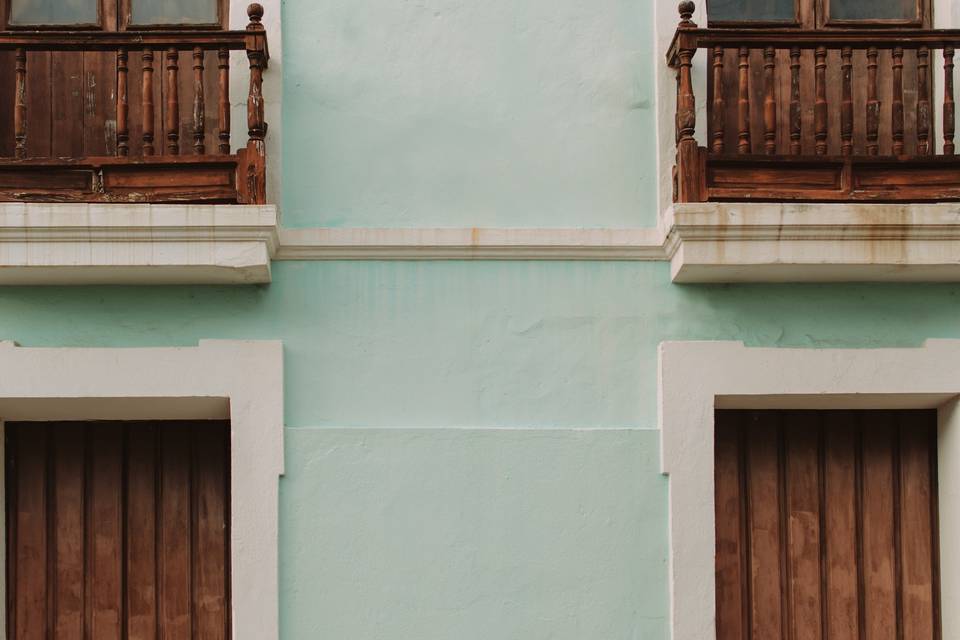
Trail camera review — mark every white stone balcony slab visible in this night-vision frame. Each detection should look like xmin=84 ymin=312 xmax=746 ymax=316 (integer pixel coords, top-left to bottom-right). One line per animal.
xmin=0 ymin=203 xmax=278 ymax=285
xmin=668 ymin=203 xmax=960 ymax=282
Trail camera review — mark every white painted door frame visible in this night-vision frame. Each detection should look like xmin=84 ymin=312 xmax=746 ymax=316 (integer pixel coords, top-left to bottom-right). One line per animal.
xmin=659 ymin=340 xmax=960 ymax=640
xmin=0 ymin=340 xmax=284 ymax=640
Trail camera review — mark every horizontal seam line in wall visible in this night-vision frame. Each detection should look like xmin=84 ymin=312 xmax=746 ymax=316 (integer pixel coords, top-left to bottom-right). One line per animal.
xmin=283 ymin=426 xmax=661 ymax=432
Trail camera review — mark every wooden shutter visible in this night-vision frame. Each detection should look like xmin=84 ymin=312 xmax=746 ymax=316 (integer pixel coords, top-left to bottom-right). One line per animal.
xmin=5 ymin=421 xmax=231 ymax=640
xmin=715 ymin=410 xmax=941 ymax=640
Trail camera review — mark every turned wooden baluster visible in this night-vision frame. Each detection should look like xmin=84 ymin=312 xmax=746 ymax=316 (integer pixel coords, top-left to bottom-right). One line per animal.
xmin=917 ymin=46 xmax=931 ymax=155
xmin=671 ymin=1 xmax=701 ymax=203
xmin=814 ymin=46 xmax=828 ymax=155
xmin=763 ymin=46 xmax=776 ymax=154
xmin=866 ymin=47 xmax=880 ymax=155
xmin=142 ymin=49 xmax=156 ymax=156
xmin=14 ymin=47 xmax=26 ymax=158
xmin=193 ymin=46 xmax=206 ymax=155
xmin=892 ymin=47 xmax=905 ymax=155
xmin=789 ymin=47 xmax=801 ymax=155
xmin=945 ymin=47 xmax=956 ymax=155
xmin=218 ymin=46 xmax=231 ymax=154
xmin=738 ymin=46 xmax=751 ymax=154
xmin=117 ymin=48 xmax=130 ymax=157
xmin=166 ymin=47 xmax=181 ymax=155
xmin=676 ymin=49 xmax=696 ymax=146
xmin=711 ymin=46 xmax=725 ymax=154
xmin=840 ymin=47 xmax=853 ymax=156
xmin=244 ymin=3 xmax=269 ymax=203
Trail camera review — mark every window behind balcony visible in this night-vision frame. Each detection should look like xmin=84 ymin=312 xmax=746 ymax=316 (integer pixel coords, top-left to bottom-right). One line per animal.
xmin=5 ymin=0 xmax=223 ymax=28
xmin=128 ymin=0 xmax=220 ymax=26
xmin=8 ymin=0 xmax=99 ymax=26
xmin=707 ymin=0 xmax=928 ymax=28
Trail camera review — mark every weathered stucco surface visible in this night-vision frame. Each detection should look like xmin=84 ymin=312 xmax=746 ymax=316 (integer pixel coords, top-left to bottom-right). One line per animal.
xmin=6 ymin=262 xmax=960 ymax=427
xmin=282 ymin=0 xmax=657 ymax=228
xmin=281 ymin=427 xmax=667 ymax=639
xmin=6 ymin=0 xmax=960 ymax=636
xmin=5 ymin=258 xmax=960 ymax=640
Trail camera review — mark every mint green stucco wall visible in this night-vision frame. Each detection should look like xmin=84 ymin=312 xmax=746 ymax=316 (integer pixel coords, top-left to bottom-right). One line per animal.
xmin=4 ymin=267 xmax=960 ymax=638
xmin=5 ymin=264 xmax=960 ymax=428
xmin=281 ymin=0 xmax=657 ymax=228
xmin=4 ymin=0 xmax=960 ymax=637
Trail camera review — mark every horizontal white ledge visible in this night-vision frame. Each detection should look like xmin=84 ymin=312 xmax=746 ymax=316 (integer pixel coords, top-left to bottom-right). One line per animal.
xmin=276 ymin=227 xmax=668 ymax=260
xmin=669 ymin=202 xmax=960 ymax=283
xmin=9 ymin=202 xmax=960 ymax=283
xmin=0 ymin=203 xmax=278 ymax=285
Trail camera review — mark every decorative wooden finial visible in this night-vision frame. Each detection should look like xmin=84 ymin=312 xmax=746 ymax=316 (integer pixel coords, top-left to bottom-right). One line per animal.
xmin=247 ymin=3 xmax=264 ymax=30
xmin=679 ymin=1 xmax=696 ymax=27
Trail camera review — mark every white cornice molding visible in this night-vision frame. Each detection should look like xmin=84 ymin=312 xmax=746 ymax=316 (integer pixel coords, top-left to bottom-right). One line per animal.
xmin=0 ymin=203 xmax=279 ymax=285
xmin=8 ymin=202 xmax=960 ymax=284
xmin=276 ymin=227 xmax=670 ymax=261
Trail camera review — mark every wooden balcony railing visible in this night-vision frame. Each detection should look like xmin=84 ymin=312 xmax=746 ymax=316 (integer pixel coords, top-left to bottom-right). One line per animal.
xmin=669 ymin=1 xmax=960 ymax=203
xmin=0 ymin=3 xmax=269 ymax=205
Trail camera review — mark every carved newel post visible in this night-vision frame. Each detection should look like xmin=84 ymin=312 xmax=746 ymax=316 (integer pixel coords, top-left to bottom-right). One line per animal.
xmin=674 ymin=1 xmax=702 ymax=202
xmin=242 ymin=2 xmax=269 ymax=204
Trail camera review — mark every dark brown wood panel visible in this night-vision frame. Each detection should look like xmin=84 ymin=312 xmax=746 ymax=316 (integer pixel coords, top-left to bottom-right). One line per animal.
xmin=9 ymin=425 xmax=48 ymax=640
xmin=745 ymin=412 xmax=783 ymax=640
xmin=715 ymin=414 xmax=748 ymax=640
xmin=784 ymin=413 xmax=822 ymax=640
xmin=898 ymin=412 xmax=938 ymax=640
xmin=87 ymin=424 xmax=123 ymax=640
xmin=193 ymin=424 xmax=230 ymax=640
xmin=0 ymin=156 xmax=239 ymax=203
xmin=715 ymin=410 xmax=942 ymax=640
xmin=125 ymin=424 xmax=158 ymax=640
xmin=5 ymin=421 xmax=231 ymax=640
xmin=861 ymin=412 xmax=898 ymax=640
xmin=159 ymin=425 xmax=192 ymax=639
xmin=822 ymin=412 xmax=860 ymax=640
xmin=705 ymin=155 xmax=960 ymax=201
xmin=51 ymin=424 xmax=85 ymax=640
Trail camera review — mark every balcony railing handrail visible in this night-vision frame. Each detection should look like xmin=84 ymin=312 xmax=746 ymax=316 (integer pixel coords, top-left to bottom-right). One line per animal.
xmin=669 ymin=27 xmax=960 ymax=66
xmin=0 ymin=30 xmax=257 ymax=53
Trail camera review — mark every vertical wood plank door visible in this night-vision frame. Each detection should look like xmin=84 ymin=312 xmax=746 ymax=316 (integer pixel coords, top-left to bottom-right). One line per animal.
xmin=5 ymin=421 xmax=231 ymax=640
xmin=715 ymin=410 xmax=941 ymax=640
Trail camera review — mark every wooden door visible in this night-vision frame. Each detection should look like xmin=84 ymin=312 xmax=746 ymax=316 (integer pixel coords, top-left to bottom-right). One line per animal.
xmin=706 ymin=0 xmax=932 ymax=156
xmin=5 ymin=421 xmax=231 ymax=640
xmin=715 ymin=410 xmax=942 ymax=640
xmin=0 ymin=0 xmax=227 ymax=160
